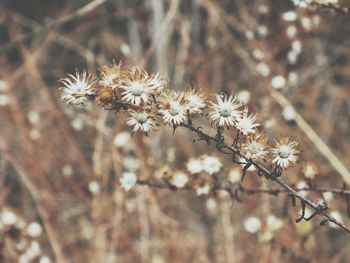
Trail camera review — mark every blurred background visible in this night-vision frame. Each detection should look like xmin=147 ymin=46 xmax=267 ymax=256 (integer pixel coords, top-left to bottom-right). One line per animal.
xmin=0 ymin=0 xmax=350 ymax=262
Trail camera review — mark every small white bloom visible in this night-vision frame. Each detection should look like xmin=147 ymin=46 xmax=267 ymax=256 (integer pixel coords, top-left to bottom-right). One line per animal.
xmin=257 ymin=25 xmax=269 ymax=37
xmin=60 ymin=71 xmax=95 ymax=105
xmin=113 ymin=132 xmax=131 ymax=148
xmin=0 ymin=94 xmax=10 ymax=106
xmin=228 ymin=167 xmax=242 ymax=184
xmin=288 ymin=72 xmax=299 ymax=86
xmin=120 ymin=43 xmax=131 ymax=56
xmin=282 ymin=11 xmax=298 ymax=22
xmin=206 ymin=198 xmax=217 ymax=212
xmin=71 ymin=117 xmax=85 ymax=131
xmin=98 ymin=61 xmax=126 ymax=89
xmin=272 ymin=137 xmax=299 ymax=168
xmin=88 ymin=180 xmax=100 ymax=195
xmin=62 ymin=165 xmax=73 ymax=177
xmin=271 ymin=75 xmax=286 ymax=89
xmin=282 ymin=106 xmax=296 ymax=121
xmin=196 ymin=184 xmax=211 ymax=196
xmin=301 ymin=17 xmax=312 ymax=31
xmin=244 ymin=216 xmax=262 ymax=234
xmin=29 ymin=129 xmax=40 ymax=140
xmin=40 ymin=256 xmax=52 ymax=263
xmin=209 ymin=94 xmax=242 ymax=127
xmin=252 ymin=49 xmax=265 ymax=60
xmin=267 ymin=215 xmax=284 ymax=232
xmin=27 ymin=111 xmax=40 ymax=125
xmin=286 ymin=25 xmax=298 ymax=39
xmin=258 ymin=5 xmax=269 ymax=14
xmin=296 ymin=181 xmax=308 ymax=198
xmin=256 ymin=62 xmax=270 ymax=77
xmin=0 ymin=80 xmax=8 ymax=91
xmin=186 ymin=158 xmax=203 ymax=174
xmin=120 ymin=172 xmax=137 ymax=191
xmin=292 ymin=0 xmax=313 ymax=8
xmin=27 ymin=222 xmax=43 ymax=238
xmin=201 ymin=155 xmax=222 ymax=175
xmin=245 ymin=31 xmax=254 ymax=40
xmin=1 ymin=210 xmax=17 ymax=225
xmin=292 ymin=40 xmax=302 ymax=54
xmin=287 ymin=50 xmax=299 ymax=64
xmin=149 ymin=73 xmax=168 ymax=95
xmin=126 ymin=110 xmax=157 ymax=133
xmin=170 ymin=171 xmax=189 ymax=188
xmin=235 ymin=109 xmax=260 ymax=135
xmin=237 ymin=90 xmax=251 ymax=104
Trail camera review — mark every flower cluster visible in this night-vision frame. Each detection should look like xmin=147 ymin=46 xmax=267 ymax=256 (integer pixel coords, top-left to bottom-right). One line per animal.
xmin=59 ymin=62 xmax=300 ymax=171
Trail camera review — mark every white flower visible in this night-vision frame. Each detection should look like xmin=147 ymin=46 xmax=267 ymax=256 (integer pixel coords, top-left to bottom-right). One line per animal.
xmin=235 ymin=109 xmax=260 ymax=135
xmin=170 ymin=171 xmax=189 ymax=188
xmin=184 ymin=88 xmax=207 ymax=114
xmin=302 ymin=161 xmax=318 ymax=180
xmin=88 ymin=180 xmax=100 ymax=195
xmin=1 ymin=210 xmax=17 ymax=225
xmin=292 ymin=0 xmax=313 ymax=8
xmin=201 ymin=155 xmax=222 ymax=175
xmin=228 ymin=167 xmax=242 ymax=184
xmin=256 ymin=62 xmax=270 ymax=77
xmin=282 ymin=11 xmax=298 ymax=22
xmin=206 ymin=198 xmax=217 ymax=212
xmin=126 ymin=110 xmax=157 ymax=133
xmin=39 ymin=256 xmax=52 ymax=263
xmin=196 ymin=184 xmax=211 ymax=196
xmin=159 ymin=92 xmax=188 ymax=126
xmin=272 ymin=137 xmax=299 ymax=168
xmin=296 ymin=181 xmax=308 ymax=197
xmin=282 ymin=106 xmax=296 ymax=121
xmin=286 ymin=25 xmax=298 ymax=39
xmin=257 ymin=25 xmax=269 ymax=37
xmin=266 ymin=215 xmax=283 ymax=232
xmin=243 ymin=133 xmax=269 ymax=160
xmin=186 ymin=158 xmax=203 ymax=174
xmin=237 ymin=90 xmax=251 ymax=104
xmin=271 ymin=75 xmax=286 ymax=89
xmin=209 ymin=94 xmax=242 ymax=127
xmin=60 ymin=71 xmax=95 ymax=105
xmin=120 ymin=172 xmax=137 ymax=191
xmin=113 ymin=132 xmax=131 ymax=148
xmin=244 ymin=217 xmax=262 ymax=234
xmin=27 ymin=222 xmax=43 ymax=238
xmin=120 ymin=68 xmax=153 ymax=106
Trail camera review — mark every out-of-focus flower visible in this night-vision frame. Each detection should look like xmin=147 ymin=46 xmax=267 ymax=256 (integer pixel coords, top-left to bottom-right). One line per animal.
xmin=60 ymin=71 xmax=96 ymax=105
xmin=282 ymin=11 xmax=298 ymax=22
xmin=272 ymin=137 xmax=299 ymax=168
xmin=243 ymin=133 xmax=269 ymax=160
xmin=184 ymin=88 xmax=207 ymax=114
xmin=113 ymin=131 xmax=131 ymax=148
xmin=329 ymin=211 xmax=343 ymax=229
xmin=282 ymin=106 xmax=296 ymax=121
xmin=292 ymin=0 xmax=313 ymax=8
xmin=186 ymin=158 xmax=203 ymax=174
xmin=301 ymin=161 xmax=318 ymax=180
xmin=209 ymin=94 xmax=242 ymax=127
xmin=196 ymin=184 xmax=211 ymax=196
xmin=244 ymin=216 xmax=262 ymax=234
xmin=267 ymin=215 xmax=284 ymax=232
xmin=1 ymin=210 xmax=17 ymax=225
xmin=228 ymin=167 xmax=242 ymax=184
xmin=256 ymin=62 xmax=270 ymax=77
xmin=235 ymin=108 xmax=260 ymax=135
xmin=201 ymin=155 xmax=222 ymax=175
xmin=88 ymin=180 xmax=100 ymax=195
xmin=296 ymin=181 xmax=308 ymax=197
xmin=27 ymin=222 xmax=43 ymax=238
xmin=98 ymin=61 xmax=127 ymax=89
xmin=170 ymin=171 xmax=189 ymax=188
xmin=237 ymin=90 xmax=251 ymax=105
xmin=120 ymin=172 xmax=137 ymax=191
xmin=159 ymin=91 xmax=188 ymax=126
xmin=271 ymin=75 xmax=286 ymax=89
xmin=126 ymin=110 xmax=158 ymax=134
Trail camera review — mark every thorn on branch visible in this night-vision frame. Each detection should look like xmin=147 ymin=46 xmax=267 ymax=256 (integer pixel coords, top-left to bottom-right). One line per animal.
xmin=241 ymin=162 xmax=252 ymax=183
xmin=296 ymin=200 xmax=306 ymax=223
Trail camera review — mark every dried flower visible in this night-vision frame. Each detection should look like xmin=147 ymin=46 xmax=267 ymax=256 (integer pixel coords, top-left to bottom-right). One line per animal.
xmin=159 ymin=91 xmax=188 ymax=126
xmin=243 ymin=133 xmax=269 ymax=160
xmin=196 ymin=183 xmax=211 ymax=196
xmin=228 ymin=167 xmax=242 ymax=184
xmin=98 ymin=61 xmax=127 ymax=89
xmin=292 ymin=0 xmax=313 ymax=8
xmin=59 ymin=71 xmax=95 ymax=105
xmin=184 ymin=88 xmax=207 ymax=114
xmin=149 ymin=72 xmax=168 ymax=95
xmin=120 ymin=172 xmax=137 ymax=191
xmin=120 ymin=67 xmax=153 ymax=106
xmin=272 ymin=137 xmax=299 ymax=168
xmin=126 ymin=110 xmax=158 ymax=134
xmin=209 ymin=94 xmax=242 ymax=127
xmin=235 ymin=108 xmax=260 ymax=135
